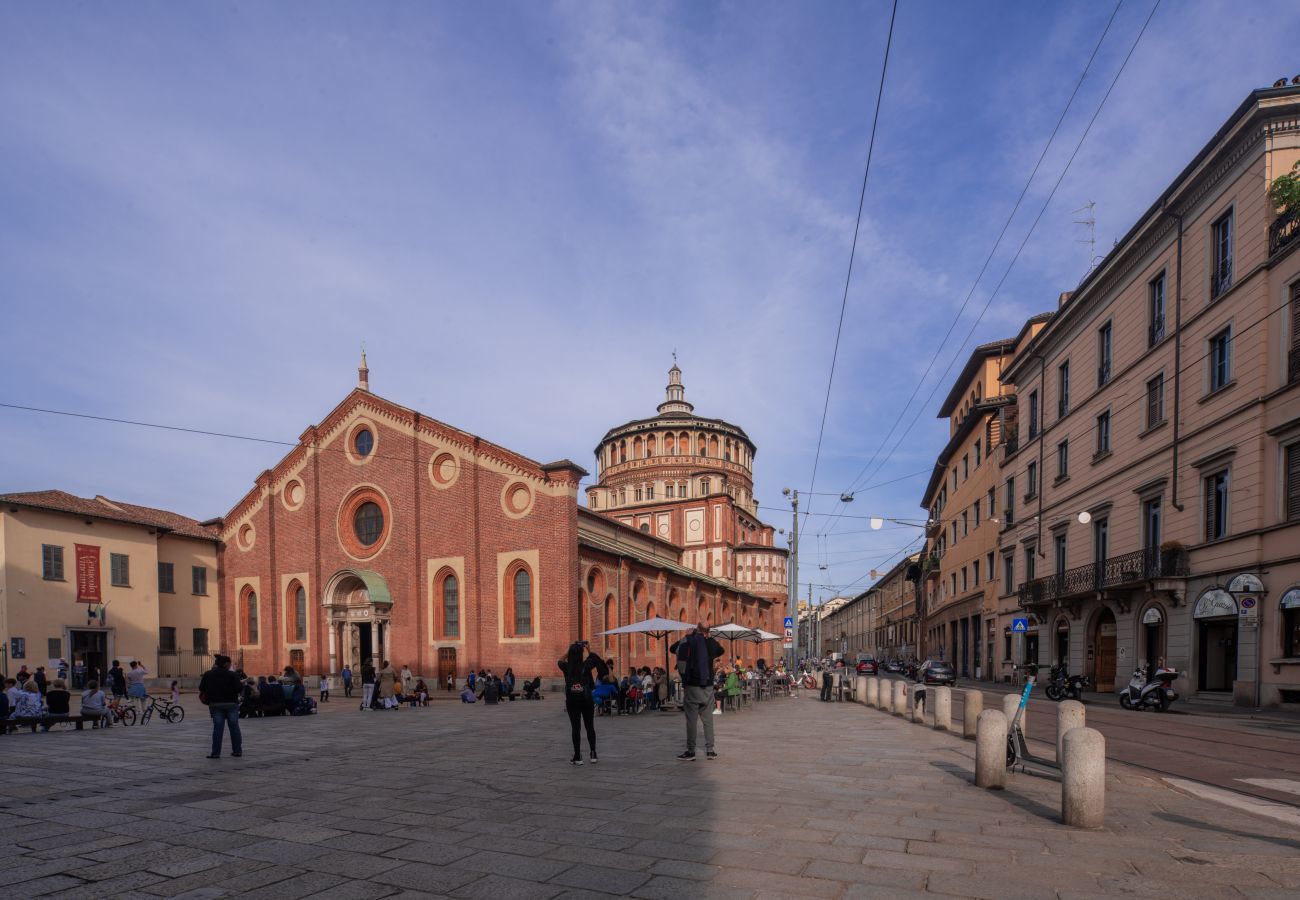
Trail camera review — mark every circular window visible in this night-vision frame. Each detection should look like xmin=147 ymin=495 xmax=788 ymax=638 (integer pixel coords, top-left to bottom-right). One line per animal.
xmin=502 ymin=481 xmax=534 ymax=518
xmin=429 ymin=452 xmax=460 ymax=489
xmin=282 ymin=479 xmax=305 ymax=510
xmin=238 ymin=523 xmax=255 ymax=550
xmin=354 ymin=502 xmax=384 ymax=546
xmin=355 ymin=429 xmax=374 ymax=457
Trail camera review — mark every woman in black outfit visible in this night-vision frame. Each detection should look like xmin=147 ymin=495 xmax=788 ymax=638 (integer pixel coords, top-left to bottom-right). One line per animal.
xmin=558 ymin=641 xmax=608 ymax=766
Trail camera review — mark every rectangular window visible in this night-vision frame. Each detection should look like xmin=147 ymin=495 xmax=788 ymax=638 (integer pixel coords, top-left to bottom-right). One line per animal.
xmin=988 ymin=488 xmax=996 ymax=518
xmin=951 ymin=573 xmax=957 ymax=596
xmin=951 ymin=522 xmax=958 ymax=545
xmin=110 ymin=553 xmax=130 ymax=587
xmin=1054 ymin=534 xmax=1067 ymax=577
xmin=634 ymin=488 xmax=643 ymax=501
xmin=1093 ymin=518 xmax=1109 ymax=564
xmin=159 ymin=626 xmax=177 ymax=654
xmin=973 ymin=559 xmax=981 ymax=586
xmin=1143 ymin=497 xmax=1162 ymax=551
xmin=952 ymin=468 xmax=958 ymax=491
xmin=974 ymin=440 xmax=982 ymax=467
xmin=48 ymin=637 xmax=62 ymax=660
xmin=1028 ymin=390 xmax=1039 ymax=439
xmin=1026 ymin=461 xmax=1038 ymax=498
xmin=1212 ymin=210 xmax=1233 ymax=298
xmin=1149 ymin=273 xmax=1166 ymax=346
xmin=961 ymin=567 xmax=968 ymax=592
xmin=1287 ymin=443 xmax=1300 ymax=524
xmin=1209 ymin=327 xmax=1232 ymax=392
xmin=974 ymin=499 xmax=981 ymax=528
xmin=1098 ymin=322 xmax=1113 ymax=386
xmin=963 ymin=455 xmax=969 ymax=480
xmin=158 ymin=562 xmax=175 ymax=594
xmin=962 ymin=511 xmax=968 ymax=537
xmin=1024 ymin=547 xmax=1036 ymax=581
xmin=1058 ymin=362 xmax=1070 ymax=417
xmin=41 ymin=544 xmax=64 ymax=581
xmin=987 ymin=552 xmax=995 ymax=585
xmin=1096 ymin=411 xmax=1111 ymax=455
xmin=1146 ymin=374 xmax=1165 ymax=429
xmin=665 ymin=484 xmax=673 ymax=499
xmin=193 ymin=628 xmax=210 ymax=655
xmin=646 ymin=485 xmax=654 ymax=500
xmin=1058 ymin=440 xmax=1069 ymax=479
xmin=192 ymin=566 xmax=208 ymax=595
xmin=1205 ymin=470 xmax=1229 ymax=540
xmin=1003 ymin=553 xmax=1015 ymax=592
xmin=1005 ymin=477 xmax=1015 ymax=523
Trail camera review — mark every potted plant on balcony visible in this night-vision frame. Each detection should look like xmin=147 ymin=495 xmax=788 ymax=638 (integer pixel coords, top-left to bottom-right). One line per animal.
xmin=1159 ymin=540 xmax=1188 ymax=577
xmin=1269 ymin=160 xmax=1300 ymax=255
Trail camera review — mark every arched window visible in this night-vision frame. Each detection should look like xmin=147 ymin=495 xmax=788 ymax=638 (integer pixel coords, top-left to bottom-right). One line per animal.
xmin=632 ymin=436 xmax=643 ymax=460
xmin=512 ymin=567 xmax=532 ymax=636
xmin=244 ymin=590 xmax=259 ymax=644
xmin=294 ymin=584 xmax=307 ymax=642
xmin=443 ymin=573 xmax=460 ymax=638
xmin=665 ymin=434 xmax=676 ymax=455
xmin=647 ymin=434 xmax=657 ymax=456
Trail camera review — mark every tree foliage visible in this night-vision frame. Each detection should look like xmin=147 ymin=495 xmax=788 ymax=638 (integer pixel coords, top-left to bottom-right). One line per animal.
xmin=1270 ymin=160 xmax=1300 ymax=212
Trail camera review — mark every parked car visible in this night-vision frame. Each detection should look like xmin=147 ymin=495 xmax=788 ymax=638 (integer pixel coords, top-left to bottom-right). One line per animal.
xmin=854 ymin=653 xmax=878 ymax=675
xmin=914 ymin=660 xmax=956 ymax=686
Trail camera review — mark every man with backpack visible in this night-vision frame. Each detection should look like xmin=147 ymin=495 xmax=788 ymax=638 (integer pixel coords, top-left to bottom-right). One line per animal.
xmin=669 ymin=623 xmax=725 ymax=761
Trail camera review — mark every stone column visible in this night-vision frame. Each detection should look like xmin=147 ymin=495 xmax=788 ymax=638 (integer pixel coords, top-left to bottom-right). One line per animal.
xmin=1057 ymin=700 xmax=1086 ymax=764
xmin=976 ymin=709 xmax=1008 ymax=790
xmin=962 ymin=690 xmax=983 ymax=739
xmin=327 ymin=619 xmax=338 ymax=675
xmin=1061 ymin=727 xmax=1106 ymax=828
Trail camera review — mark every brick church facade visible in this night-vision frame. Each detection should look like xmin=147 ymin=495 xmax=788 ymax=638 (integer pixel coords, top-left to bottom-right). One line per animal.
xmin=218 ymin=357 xmax=784 ymax=681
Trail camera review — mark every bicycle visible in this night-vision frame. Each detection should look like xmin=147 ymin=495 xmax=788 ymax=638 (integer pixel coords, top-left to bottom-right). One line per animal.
xmin=105 ymin=697 xmax=137 ymax=727
xmin=139 ymin=695 xmax=185 ymax=725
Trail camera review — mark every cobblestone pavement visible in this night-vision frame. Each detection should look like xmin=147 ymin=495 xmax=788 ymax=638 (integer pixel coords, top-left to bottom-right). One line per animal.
xmin=0 ymin=691 xmax=1296 ymax=899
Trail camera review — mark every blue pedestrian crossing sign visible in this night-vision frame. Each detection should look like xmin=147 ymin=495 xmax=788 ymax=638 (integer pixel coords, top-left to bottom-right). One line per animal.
xmin=1011 ymin=618 xmax=1029 ymax=633
xmin=783 ymin=616 xmax=795 ymax=629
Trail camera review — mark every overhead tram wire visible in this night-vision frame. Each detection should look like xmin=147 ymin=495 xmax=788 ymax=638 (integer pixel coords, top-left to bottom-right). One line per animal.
xmin=831 ymin=0 xmax=1164 ymax=526
xmin=801 ymin=0 xmax=898 ymax=532
xmin=814 ymin=0 xmax=1126 ymax=540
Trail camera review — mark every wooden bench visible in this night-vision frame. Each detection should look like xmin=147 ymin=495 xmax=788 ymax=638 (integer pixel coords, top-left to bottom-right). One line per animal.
xmin=1 ymin=714 xmax=101 ymax=735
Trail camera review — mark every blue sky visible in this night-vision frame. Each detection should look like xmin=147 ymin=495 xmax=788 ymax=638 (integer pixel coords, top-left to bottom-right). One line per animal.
xmin=3 ymin=2 xmax=1298 ymax=602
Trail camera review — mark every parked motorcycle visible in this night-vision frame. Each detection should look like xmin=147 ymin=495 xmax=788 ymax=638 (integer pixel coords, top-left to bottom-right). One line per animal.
xmin=1044 ymin=666 xmax=1090 ymax=702
xmin=1118 ymin=667 xmax=1178 ymax=712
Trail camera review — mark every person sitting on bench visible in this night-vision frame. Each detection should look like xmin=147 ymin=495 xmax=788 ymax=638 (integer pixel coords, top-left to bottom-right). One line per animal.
xmin=41 ymin=679 xmax=71 ymax=731
xmin=80 ymin=680 xmax=109 ymax=728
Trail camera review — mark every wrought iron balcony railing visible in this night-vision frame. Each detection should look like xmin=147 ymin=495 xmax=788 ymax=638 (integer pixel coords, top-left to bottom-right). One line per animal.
xmin=1270 ymin=207 xmax=1299 ymax=258
xmin=1017 ymin=546 xmax=1189 ymax=609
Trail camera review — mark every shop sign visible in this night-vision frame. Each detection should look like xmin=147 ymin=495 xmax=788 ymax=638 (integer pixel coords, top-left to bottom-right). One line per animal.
xmin=1227 ymin=573 xmax=1265 ymax=594
xmin=1280 ymin=588 xmax=1300 ymax=610
xmin=75 ymin=544 xmax=101 ymax=603
xmin=1193 ymin=588 xmax=1237 ymax=619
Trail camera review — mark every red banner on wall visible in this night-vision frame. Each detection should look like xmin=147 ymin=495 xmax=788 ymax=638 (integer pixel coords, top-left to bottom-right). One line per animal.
xmin=75 ymin=544 xmax=101 ymax=603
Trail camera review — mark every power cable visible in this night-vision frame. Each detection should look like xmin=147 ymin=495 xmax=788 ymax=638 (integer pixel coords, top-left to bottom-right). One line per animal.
xmin=836 ymin=0 xmax=1163 ymax=526
xmin=815 ymin=0 xmax=1127 ymax=539
xmin=802 ymin=0 xmax=899 ymax=530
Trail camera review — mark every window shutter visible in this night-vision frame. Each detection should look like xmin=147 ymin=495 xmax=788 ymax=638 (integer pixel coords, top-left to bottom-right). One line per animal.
xmin=1204 ymin=475 xmax=1217 ymax=541
xmin=1292 ymin=282 xmax=1300 ymax=348
xmin=1287 ymin=444 xmax=1300 ymax=523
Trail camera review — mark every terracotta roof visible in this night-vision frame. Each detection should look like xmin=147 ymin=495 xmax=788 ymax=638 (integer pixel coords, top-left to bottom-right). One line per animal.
xmin=0 ymin=490 xmax=220 ymax=542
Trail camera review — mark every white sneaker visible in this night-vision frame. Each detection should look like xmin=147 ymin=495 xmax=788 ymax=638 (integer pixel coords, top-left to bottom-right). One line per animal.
xmin=712 ymin=708 xmax=721 ymax=716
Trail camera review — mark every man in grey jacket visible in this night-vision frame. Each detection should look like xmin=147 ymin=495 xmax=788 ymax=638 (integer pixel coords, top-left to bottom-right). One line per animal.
xmin=669 ymin=624 xmax=725 ymax=760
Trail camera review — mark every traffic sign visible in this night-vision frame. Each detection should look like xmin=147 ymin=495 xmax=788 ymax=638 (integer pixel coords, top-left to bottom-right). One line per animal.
xmin=783 ymin=616 xmax=794 ymax=629
xmin=1011 ymin=618 xmax=1029 ymax=633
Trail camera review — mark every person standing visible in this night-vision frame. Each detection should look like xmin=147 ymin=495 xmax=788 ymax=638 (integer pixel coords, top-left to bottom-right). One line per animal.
xmin=820 ymin=668 xmax=834 ymax=702
xmin=446 ymin=672 xmax=456 ymax=692
xmin=360 ymin=660 xmax=376 ymax=710
xmin=34 ymin=666 xmax=48 ymax=697
xmin=125 ymin=660 xmax=149 ymax=714
xmin=318 ymin=673 xmax=330 ymax=702
xmin=341 ymin=665 xmax=353 ymax=698
xmin=108 ymin=660 xmax=126 ymax=701
xmin=400 ymin=665 xmax=414 ymax=696
xmin=558 ymin=641 xmax=608 ymax=765
xmin=377 ymin=660 xmax=398 ymax=710
xmin=199 ymin=655 xmax=242 ymax=759
xmin=669 ymin=624 xmax=724 ymax=761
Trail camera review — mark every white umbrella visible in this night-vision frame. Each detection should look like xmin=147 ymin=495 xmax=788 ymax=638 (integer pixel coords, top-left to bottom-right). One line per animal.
xmin=710 ymin=622 xmax=759 ymax=641
xmin=599 ymin=617 xmax=695 ymax=674
xmin=749 ymin=628 xmax=781 ymax=642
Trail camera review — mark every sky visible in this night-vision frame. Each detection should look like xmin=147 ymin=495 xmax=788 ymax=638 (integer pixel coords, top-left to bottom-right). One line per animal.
xmin=3 ymin=1 xmax=1298 ymax=604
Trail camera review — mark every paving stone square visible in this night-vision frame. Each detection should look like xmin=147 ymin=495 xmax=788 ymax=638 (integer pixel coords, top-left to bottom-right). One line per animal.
xmin=0 ymin=693 xmax=1295 ymax=898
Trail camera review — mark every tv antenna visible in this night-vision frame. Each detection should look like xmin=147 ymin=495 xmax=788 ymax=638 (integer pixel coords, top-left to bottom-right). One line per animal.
xmin=1074 ymin=201 xmax=1098 ymax=274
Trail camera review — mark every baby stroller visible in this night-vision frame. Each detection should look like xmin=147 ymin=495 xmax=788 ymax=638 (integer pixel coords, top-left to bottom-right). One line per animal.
xmin=522 ymin=677 xmax=543 ymax=700
xmin=288 ymin=684 xmax=317 ymax=715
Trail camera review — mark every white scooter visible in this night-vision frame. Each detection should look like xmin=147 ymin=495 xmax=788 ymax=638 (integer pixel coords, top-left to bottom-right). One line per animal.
xmin=1118 ymin=666 xmax=1178 ymax=712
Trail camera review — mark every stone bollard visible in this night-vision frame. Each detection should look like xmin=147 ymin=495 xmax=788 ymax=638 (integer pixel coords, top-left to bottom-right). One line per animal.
xmin=933 ymin=686 xmax=953 ymax=731
xmin=854 ymin=675 xmax=868 ymax=704
xmin=880 ymin=680 xmax=894 ymax=714
xmin=962 ymin=690 xmax=983 ymax=740
xmin=866 ymin=677 xmax=879 ymax=708
xmin=1056 ymin=700 xmax=1085 ymax=764
xmin=892 ymin=679 xmax=907 ymax=717
xmin=975 ymin=709 xmax=1008 ymax=790
xmin=1003 ymin=692 xmax=1026 ymax=740
xmin=1061 ymin=726 xmax=1106 ymax=828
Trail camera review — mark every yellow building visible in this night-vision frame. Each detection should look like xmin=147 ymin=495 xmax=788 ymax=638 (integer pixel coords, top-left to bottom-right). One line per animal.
xmin=0 ymin=491 xmax=220 ymax=685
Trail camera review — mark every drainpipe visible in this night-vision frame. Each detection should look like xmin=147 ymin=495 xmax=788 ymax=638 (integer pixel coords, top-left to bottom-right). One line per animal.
xmin=1166 ymin=207 xmax=1185 ymax=513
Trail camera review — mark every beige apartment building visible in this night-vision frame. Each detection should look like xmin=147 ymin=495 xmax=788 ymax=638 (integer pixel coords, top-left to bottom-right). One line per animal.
xmin=996 ymin=82 xmax=1300 ymax=706
xmin=818 ymin=553 xmax=920 ymax=662
xmin=920 ymin=319 xmax=1048 ymax=681
xmin=0 ymin=491 xmax=220 ymax=684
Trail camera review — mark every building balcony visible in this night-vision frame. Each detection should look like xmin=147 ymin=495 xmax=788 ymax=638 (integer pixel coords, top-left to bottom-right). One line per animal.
xmin=1270 ymin=206 xmax=1299 ymax=258
xmin=1017 ymin=546 xmax=1189 ymax=610
xmin=921 ymin=553 xmax=942 ymax=581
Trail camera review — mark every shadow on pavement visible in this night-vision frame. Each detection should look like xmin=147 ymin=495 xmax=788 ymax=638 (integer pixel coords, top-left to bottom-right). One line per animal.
xmin=1155 ymin=811 xmax=1300 ymax=851
xmin=928 ymin=759 xmax=1061 ymax=822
